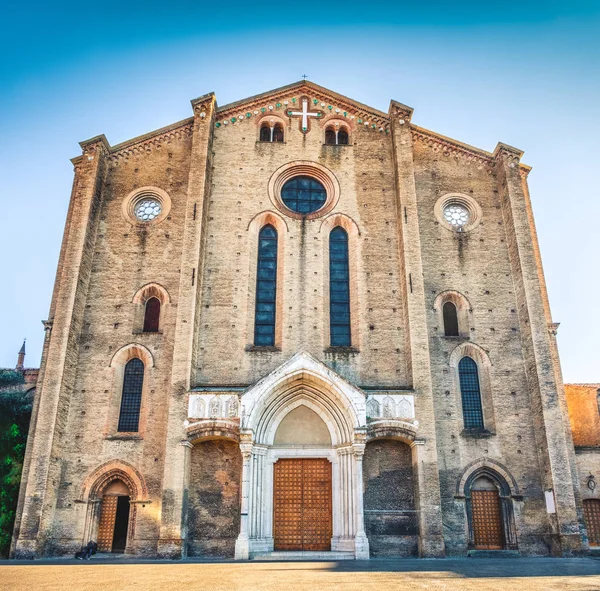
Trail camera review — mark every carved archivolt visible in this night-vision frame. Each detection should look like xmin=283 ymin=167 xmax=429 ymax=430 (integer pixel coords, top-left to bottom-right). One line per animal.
xmin=81 ymin=459 xmax=148 ymax=502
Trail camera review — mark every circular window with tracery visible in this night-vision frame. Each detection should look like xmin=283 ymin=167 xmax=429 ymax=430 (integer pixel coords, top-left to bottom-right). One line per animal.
xmin=268 ymin=161 xmax=340 ymax=220
xmin=134 ymin=198 xmax=162 ymax=222
xmin=443 ymin=203 xmax=470 ymax=228
xmin=434 ymin=193 xmax=482 ymax=233
xmin=281 ymin=176 xmax=327 ymax=214
xmin=122 ymin=186 xmax=172 ymax=225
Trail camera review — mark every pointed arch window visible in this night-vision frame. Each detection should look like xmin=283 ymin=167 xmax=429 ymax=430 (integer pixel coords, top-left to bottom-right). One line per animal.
xmin=117 ymin=358 xmax=144 ymax=432
xmin=143 ymin=297 xmax=161 ymax=333
xmin=329 ymin=226 xmax=351 ymax=346
xmin=458 ymin=356 xmax=484 ymax=429
xmin=254 ymin=225 xmax=278 ymax=346
xmin=443 ymin=301 xmax=459 ymax=336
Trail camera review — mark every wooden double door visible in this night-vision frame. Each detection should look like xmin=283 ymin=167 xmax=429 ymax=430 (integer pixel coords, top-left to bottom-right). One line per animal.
xmin=273 ymin=458 xmax=332 ymax=551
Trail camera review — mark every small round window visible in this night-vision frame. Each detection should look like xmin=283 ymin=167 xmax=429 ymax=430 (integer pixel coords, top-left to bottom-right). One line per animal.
xmin=281 ymin=176 xmax=326 ymax=214
xmin=134 ymin=198 xmax=162 ymax=222
xmin=443 ymin=203 xmax=470 ymax=228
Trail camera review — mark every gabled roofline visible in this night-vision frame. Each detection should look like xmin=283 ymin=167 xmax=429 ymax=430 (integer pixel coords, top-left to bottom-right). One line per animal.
xmin=217 ymin=79 xmax=389 ymax=120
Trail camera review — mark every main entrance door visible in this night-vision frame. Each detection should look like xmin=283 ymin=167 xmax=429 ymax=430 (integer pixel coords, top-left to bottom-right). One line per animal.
xmin=273 ymin=458 xmax=332 ymax=551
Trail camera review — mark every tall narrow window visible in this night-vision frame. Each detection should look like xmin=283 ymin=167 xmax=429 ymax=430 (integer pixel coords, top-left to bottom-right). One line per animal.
xmin=143 ymin=297 xmax=161 ymax=332
xmin=117 ymin=358 xmax=144 ymax=432
xmin=443 ymin=301 xmax=459 ymax=336
xmin=325 ymin=127 xmax=336 ymax=145
xmin=273 ymin=124 xmax=284 ymax=143
xmin=260 ymin=125 xmax=271 ymax=142
xmin=329 ymin=226 xmax=351 ymax=346
xmin=338 ymin=129 xmax=349 ymax=145
xmin=458 ymin=356 xmax=484 ymax=429
xmin=254 ymin=225 xmax=278 ymax=346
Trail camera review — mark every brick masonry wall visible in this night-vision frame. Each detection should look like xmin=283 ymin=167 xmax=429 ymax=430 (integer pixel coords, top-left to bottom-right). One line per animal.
xmin=187 ymin=440 xmax=242 ymax=557
xmin=14 ymin=82 xmax=588 ymax=558
xmin=412 ymin=142 xmax=553 ymax=555
xmin=363 ymin=440 xmax=418 ymax=556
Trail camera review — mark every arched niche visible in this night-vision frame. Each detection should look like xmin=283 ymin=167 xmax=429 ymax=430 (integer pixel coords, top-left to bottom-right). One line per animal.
xmin=273 ymin=404 xmax=332 ymax=446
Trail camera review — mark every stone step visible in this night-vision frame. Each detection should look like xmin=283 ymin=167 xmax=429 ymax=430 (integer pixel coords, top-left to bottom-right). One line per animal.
xmin=251 ymin=551 xmax=355 ymax=561
xmin=467 ymin=550 xmax=520 ymax=558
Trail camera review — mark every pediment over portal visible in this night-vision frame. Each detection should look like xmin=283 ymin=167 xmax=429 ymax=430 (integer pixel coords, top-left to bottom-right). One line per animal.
xmin=240 ymin=351 xmax=367 ymax=442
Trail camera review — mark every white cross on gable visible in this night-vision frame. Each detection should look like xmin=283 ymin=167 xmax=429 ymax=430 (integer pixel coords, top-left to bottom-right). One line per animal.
xmin=288 ymin=98 xmax=320 ymax=132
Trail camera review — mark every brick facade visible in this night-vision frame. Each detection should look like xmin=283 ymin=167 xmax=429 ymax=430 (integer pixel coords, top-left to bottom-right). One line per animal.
xmin=10 ymin=80 xmax=591 ymax=559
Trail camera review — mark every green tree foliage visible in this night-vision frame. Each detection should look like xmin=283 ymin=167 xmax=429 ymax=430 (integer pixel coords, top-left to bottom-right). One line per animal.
xmin=0 ymin=370 xmax=32 ymax=557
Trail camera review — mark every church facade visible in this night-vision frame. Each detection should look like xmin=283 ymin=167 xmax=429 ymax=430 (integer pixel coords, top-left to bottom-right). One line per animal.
xmin=11 ymin=80 xmax=588 ymax=559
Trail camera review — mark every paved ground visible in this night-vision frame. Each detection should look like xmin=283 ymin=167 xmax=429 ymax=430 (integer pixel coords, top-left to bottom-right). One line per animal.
xmin=2 ymin=557 xmax=600 ymax=591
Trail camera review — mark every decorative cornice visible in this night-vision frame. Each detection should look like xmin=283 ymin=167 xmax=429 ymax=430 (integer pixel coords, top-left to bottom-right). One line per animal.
xmin=410 ymin=125 xmax=494 ymax=167
xmin=389 ymin=100 xmax=414 ymax=122
xmin=215 ymin=83 xmax=390 ymax=133
xmin=108 ymin=120 xmax=194 ymax=162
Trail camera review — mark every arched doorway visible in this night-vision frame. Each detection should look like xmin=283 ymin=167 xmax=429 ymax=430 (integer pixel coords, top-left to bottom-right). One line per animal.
xmin=462 ymin=467 xmax=518 ymax=551
xmin=469 ymin=476 xmax=504 ymax=550
xmin=97 ymin=480 xmax=131 ymax=553
xmin=235 ymin=353 xmax=370 ymax=559
xmin=583 ymin=499 xmax=600 ymax=546
xmin=272 ymin=406 xmax=333 ymax=552
xmin=363 ymin=439 xmax=418 ymax=556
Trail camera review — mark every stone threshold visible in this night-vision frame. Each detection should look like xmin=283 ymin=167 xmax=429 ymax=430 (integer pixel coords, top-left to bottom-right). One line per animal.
xmin=251 ymin=551 xmax=355 ymax=561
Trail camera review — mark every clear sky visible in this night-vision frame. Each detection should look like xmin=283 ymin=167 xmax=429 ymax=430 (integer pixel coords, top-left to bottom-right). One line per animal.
xmin=1 ymin=1 xmax=598 ymax=382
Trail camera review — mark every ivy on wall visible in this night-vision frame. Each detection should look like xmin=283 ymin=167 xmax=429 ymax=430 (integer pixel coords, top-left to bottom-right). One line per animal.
xmin=0 ymin=370 xmax=32 ymax=557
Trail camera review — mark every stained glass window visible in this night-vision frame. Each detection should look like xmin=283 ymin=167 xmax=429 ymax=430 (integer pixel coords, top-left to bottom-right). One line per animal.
xmin=459 ymin=356 xmax=484 ymax=429
xmin=329 ymin=226 xmax=351 ymax=346
xmin=117 ymin=358 xmax=144 ymax=432
xmin=254 ymin=225 xmax=278 ymax=346
xmin=443 ymin=301 xmax=459 ymax=336
xmin=281 ymin=176 xmax=326 ymax=215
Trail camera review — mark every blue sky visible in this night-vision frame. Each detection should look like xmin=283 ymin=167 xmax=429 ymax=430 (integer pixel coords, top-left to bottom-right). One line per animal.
xmin=1 ymin=1 xmax=598 ymax=381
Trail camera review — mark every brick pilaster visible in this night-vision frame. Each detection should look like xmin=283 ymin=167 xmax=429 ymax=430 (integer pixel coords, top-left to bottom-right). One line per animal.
xmin=157 ymin=94 xmax=216 ymax=558
xmin=389 ymin=101 xmax=445 ymax=557
xmin=495 ymin=144 xmax=583 ymax=555
xmin=13 ymin=136 xmax=109 ymax=557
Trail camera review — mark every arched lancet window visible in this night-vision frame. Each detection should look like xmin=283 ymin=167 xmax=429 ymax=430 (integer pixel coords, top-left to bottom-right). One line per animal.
xmin=254 ymin=225 xmax=278 ymax=346
xmin=143 ymin=297 xmax=160 ymax=333
xmin=329 ymin=226 xmax=351 ymax=346
xmin=325 ymin=127 xmax=336 ymax=145
xmin=260 ymin=125 xmax=271 ymax=142
xmin=459 ymin=356 xmax=484 ymax=429
xmin=117 ymin=358 xmax=145 ymax=432
xmin=443 ymin=301 xmax=459 ymax=336
xmin=273 ymin=124 xmax=284 ymax=143
xmin=338 ymin=128 xmax=349 ymax=145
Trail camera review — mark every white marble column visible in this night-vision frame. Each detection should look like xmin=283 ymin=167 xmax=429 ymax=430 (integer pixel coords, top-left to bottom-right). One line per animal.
xmin=353 ymin=441 xmax=370 ymax=559
xmin=234 ymin=441 xmax=253 ymax=560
